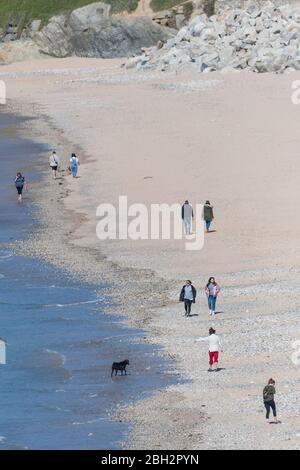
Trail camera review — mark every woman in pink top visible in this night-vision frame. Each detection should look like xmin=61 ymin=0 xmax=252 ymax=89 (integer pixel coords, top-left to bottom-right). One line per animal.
xmin=205 ymin=277 xmax=221 ymax=316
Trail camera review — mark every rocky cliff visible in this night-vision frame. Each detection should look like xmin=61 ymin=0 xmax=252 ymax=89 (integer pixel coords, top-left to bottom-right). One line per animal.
xmin=34 ymin=3 xmax=175 ymax=58
xmin=0 ymin=2 xmax=176 ymax=63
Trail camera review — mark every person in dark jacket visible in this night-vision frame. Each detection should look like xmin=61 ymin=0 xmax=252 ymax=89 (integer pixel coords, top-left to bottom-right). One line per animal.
xmin=263 ymin=378 xmax=279 ymax=424
xmin=179 ymin=280 xmax=197 ymax=317
xmin=203 ymin=200 xmax=214 ymax=232
xmin=14 ymin=172 xmax=26 ymax=202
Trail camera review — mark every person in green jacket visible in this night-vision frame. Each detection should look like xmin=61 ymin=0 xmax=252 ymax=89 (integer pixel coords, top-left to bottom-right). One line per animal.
xmin=263 ymin=378 xmax=279 ymax=424
xmin=203 ymin=200 xmax=214 ymax=232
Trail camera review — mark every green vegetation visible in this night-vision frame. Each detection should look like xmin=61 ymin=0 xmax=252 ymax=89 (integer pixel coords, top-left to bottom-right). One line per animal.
xmin=150 ymin=0 xmax=184 ymax=12
xmin=183 ymin=1 xmax=193 ymax=18
xmin=151 ymin=0 xmax=215 ymax=17
xmin=0 ymin=0 xmax=138 ymax=29
xmin=203 ymin=0 xmax=215 ymax=17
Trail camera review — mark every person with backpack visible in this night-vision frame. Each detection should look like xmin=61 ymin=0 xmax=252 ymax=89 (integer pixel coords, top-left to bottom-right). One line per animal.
xmin=205 ymin=277 xmax=221 ymax=316
xmin=203 ymin=200 xmax=214 ymax=233
xmin=263 ymin=378 xmax=279 ymax=424
xmin=70 ymin=153 xmax=79 ymax=178
xmin=179 ymin=280 xmax=197 ymax=317
xmin=14 ymin=172 xmax=26 ymax=202
xmin=49 ymin=151 xmax=59 ymax=179
xmin=195 ymin=327 xmax=222 ymax=372
xmin=181 ymin=200 xmax=194 ymax=235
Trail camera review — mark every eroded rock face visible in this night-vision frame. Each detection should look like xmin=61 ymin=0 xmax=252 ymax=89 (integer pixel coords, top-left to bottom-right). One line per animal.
xmin=127 ymin=0 xmax=300 ymax=74
xmin=33 ymin=2 xmax=176 ymax=59
xmin=34 ymin=16 xmax=72 ymax=57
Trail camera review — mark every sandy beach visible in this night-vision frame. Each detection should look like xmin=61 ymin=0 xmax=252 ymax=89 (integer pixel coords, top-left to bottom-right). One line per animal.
xmin=2 ymin=57 xmax=300 ymax=449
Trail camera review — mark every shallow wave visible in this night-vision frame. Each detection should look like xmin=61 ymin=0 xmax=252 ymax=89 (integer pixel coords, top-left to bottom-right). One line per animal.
xmin=43 ymin=349 xmax=66 ymax=367
xmin=0 ymin=298 xmax=103 ymax=309
xmin=29 ymin=349 xmax=71 ymax=382
xmin=43 ymin=298 xmax=103 ymax=308
xmin=72 ymin=417 xmax=107 ymax=426
xmin=0 ymin=252 xmax=13 ymax=260
xmin=0 ymin=274 xmax=4 ymax=279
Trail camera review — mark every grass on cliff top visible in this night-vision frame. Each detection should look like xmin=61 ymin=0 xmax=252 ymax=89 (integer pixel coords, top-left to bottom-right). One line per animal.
xmin=150 ymin=0 xmax=186 ymax=12
xmin=150 ymin=0 xmax=215 ymax=15
xmin=0 ymin=0 xmax=139 ymax=28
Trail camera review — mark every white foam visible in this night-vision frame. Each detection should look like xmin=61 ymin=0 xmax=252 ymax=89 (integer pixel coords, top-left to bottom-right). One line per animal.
xmin=72 ymin=417 xmax=106 ymax=426
xmin=0 ymin=252 xmax=13 ymax=260
xmin=44 ymin=349 xmax=66 ymax=366
xmin=44 ymin=298 xmax=103 ymax=308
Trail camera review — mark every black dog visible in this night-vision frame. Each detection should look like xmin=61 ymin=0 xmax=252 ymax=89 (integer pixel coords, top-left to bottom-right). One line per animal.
xmin=111 ymin=359 xmax=129 ymax=377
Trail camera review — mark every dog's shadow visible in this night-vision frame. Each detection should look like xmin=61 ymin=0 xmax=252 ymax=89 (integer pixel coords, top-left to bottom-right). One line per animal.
xmin=111 ymin=373 xmax=131 ymax=379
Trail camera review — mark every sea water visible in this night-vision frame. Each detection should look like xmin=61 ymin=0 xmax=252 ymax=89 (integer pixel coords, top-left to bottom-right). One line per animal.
xmin=0 ymin=114 xmax=177 ymax=449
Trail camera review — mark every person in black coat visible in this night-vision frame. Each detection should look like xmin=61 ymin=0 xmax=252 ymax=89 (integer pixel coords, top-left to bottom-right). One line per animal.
xmin=179 ymin=280 xmax=197 ymax=317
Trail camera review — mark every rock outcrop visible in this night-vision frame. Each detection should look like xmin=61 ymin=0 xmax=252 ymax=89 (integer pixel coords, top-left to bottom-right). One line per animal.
xmin=127 ymin=0 xmax=300 ymax=73
xmin=152 ymin=3 xmax=194 ymax=30
xmin=33 ymin=2 xmax=176 ymax=58
xmin=0 ymin=40 xmax=41 ymax=65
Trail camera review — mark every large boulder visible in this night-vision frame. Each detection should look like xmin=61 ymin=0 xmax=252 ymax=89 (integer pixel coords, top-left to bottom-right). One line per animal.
xmin=34 ymin=2 xmax=175 ymax=58
xmin=68 ymin=2 xmax=111 ymax=32
xmin=70 ymin=17 xmax=176 ymax=58
xmin=34 ymin=16 xmax=72 ymax=57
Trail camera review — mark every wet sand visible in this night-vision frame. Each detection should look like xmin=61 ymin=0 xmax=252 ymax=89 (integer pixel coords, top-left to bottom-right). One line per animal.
xmin=1 ymin=57 xmax=300 ymax=449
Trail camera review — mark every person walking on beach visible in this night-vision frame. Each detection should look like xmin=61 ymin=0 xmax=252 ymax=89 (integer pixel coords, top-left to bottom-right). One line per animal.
xmin=179 ymin=280 xmax=197 ymax=317
xmin=14 ymin=172 xmax=26 ymax=202
xmin=49 ymin=151 xmax=59 ymax=179
xmin=203 ymin=200 xmax=214 ymax=233
xmin=182 ymin=200 xmax=194 ymax=235
xmin=263 ymin=379 xmax=279 ymax=424
xmin=196 ymin=327 xmax=222 ymax=372
xmin=70 ymin=153 xmax=79 ymax=178
xmin=205 ymin=277 xmax=221 ymax=316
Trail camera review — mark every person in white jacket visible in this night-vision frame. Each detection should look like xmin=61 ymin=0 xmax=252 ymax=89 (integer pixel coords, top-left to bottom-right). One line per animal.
xmin=196 ymin=327 xmax=222 ymax=372
xmin=49 ymin=151 xmax=60 ymax=179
